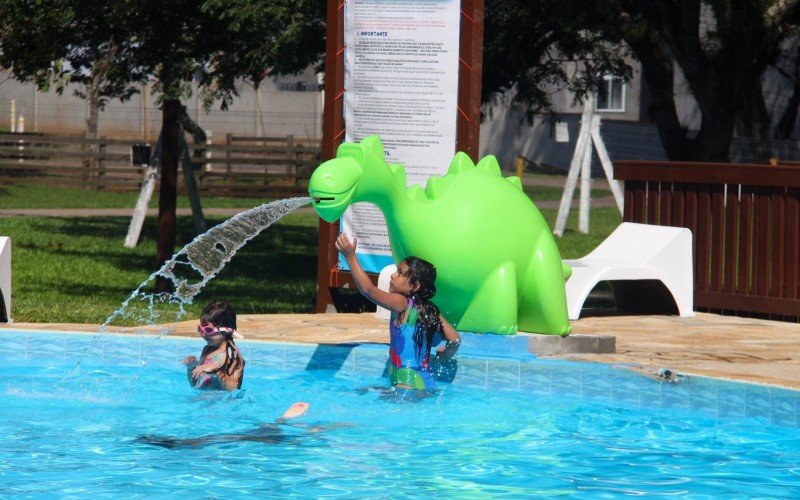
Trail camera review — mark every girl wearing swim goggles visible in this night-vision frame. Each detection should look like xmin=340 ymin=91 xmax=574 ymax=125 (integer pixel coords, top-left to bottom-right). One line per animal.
xmin=183 ymin=300 xmax=246 ymax=391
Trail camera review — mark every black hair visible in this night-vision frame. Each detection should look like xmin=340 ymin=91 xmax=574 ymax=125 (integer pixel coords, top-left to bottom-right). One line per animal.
xmin=200 ymin=300 xmax=244 ymax=385
xmin=200 ymin=300 xmax=237 ymax=330
xmin=403 ymin=256 xmax=444 ymax=360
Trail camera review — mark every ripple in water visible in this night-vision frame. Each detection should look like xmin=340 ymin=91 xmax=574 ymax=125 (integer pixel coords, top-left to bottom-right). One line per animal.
xmin=101 ymin=197 xmax=311 ymax=333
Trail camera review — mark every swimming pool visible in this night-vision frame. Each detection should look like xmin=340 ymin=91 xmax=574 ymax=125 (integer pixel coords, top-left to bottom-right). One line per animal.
xmin=2 ymin=330 xmax=799 ymax=497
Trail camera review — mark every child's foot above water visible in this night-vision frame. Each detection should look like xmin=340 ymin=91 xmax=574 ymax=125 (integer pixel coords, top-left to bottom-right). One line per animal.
xmin=280 ymin=402 xmax=309 ymax=420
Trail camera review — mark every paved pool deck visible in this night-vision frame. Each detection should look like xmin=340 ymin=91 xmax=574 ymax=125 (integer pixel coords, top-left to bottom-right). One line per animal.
xmin=3 ymin=311 xmax=799 ymax=391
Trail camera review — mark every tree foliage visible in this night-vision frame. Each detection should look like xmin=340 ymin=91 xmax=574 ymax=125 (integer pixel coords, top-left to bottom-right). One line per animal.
xmin=0 ymin=1 xmax=146 ymax=136
xmin=0 ymin=0 xmax=326 ymax=277
xmin=0 ymin=0 xmax=326 ymax=132
xmin=482 ymin=0 xmax=632 ymax=122
xmin=483 ymin=0 xmax=800 ymax=161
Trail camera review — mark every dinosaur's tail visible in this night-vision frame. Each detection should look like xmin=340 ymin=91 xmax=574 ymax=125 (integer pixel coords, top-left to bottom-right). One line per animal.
xmin=562 ymin=262 xmax=572 ymax=281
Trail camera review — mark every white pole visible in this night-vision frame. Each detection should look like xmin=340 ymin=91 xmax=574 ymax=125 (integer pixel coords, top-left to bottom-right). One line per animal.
xmin=0 ymin=236 xmax=11 ymax=322
xmin=124 ymin=166 xmax=157 ymax=248
xmin=554 ymin=95 xmax=594 ymax=236
xmin=579 ymin=128 xmax=592 ymax=234
xmin=579 ymin=95 xmax=596 ymax=234
xmin=317 ymin=72 xmax=325 ymax=138
xmin=205 ymin=129 xmax=212 ymax=171
xmin=10 ymin=100 xmax=16 ymax=133
xmin=590 ymin=114 xmax=624 ymax=214
xmin=553 ymin=131 xmax=586 ymax=236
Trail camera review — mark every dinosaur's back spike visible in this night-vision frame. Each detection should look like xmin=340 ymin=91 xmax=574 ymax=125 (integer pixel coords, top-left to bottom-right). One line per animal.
xmin=506 ymin=175 xmax=523 ymax=191
xmin=389 ymin=163 xmax=407 ymax=188
xmin=336 ymin=142 xmax=364 ymax=164
xmin=475 ymin=155 xmax=502 ymax=176
xmin=407 ymin=184 xmax=427 ymax=203
xmin=425 ymin=175 xmax=452 ymax=200
xmin=361 ymin=135 xmax=386 ymax=159
xmin=447 ymin=152 xmax=475 ymax=176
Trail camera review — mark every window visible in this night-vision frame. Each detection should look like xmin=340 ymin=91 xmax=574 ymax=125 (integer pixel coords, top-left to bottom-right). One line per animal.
xmin=596 ymin=74 xmax=626 ymax=112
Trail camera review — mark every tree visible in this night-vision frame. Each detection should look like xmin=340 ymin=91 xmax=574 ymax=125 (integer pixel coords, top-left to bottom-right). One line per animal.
xmin=0 ymin=1 xmax=145 ymax=139
xmin=481 ymin=0 xmax=632 ymax=122
xmin=772 ymin=36 xmax=800 ymax=139
xmin=0 ymin=0 xmax=326 ymax=288
xmin=601 ymin=1 xmax=800 ymax=161
xmin=482 ymin=0 xmax=800 ymax=162
xmin=197 ymin=0 xmax=325 ymax=133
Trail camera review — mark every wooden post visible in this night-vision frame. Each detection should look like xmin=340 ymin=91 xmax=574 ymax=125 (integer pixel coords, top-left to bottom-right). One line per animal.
xmin=97 ymin=137 xmax=107 ymax=190
xmin=456 ymin=0 xmax=484 ymax=162
xmin=314 ymin=0 xmax=347 ymax=313
xmin=314 ymin=0 xmax=484 ymax=313
xmin=155 ymin=100 xmax=181 ymax=293
xmin=180 ymin=133 xmax=207 ymax=234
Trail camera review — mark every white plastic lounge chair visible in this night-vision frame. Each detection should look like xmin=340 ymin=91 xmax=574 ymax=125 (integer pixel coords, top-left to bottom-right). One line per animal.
xmin=375 ymin=264 xmax=397 ymax=320
xmin=0 ymin=236 xmax=10 ymax=322
xmin=563 ymin=222 xmax=694 ymax=319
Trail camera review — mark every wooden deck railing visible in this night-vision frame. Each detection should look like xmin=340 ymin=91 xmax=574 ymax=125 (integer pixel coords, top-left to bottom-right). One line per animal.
xmin=615 ymin=160 xmax=800 ymax=321
xmin=0 ymin=133 xmax=320 ymax=197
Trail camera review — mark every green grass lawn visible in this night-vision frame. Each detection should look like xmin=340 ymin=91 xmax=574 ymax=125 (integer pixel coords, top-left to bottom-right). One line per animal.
xmin=0 ymin=180 xmax=620 ymax=324
xmin=523 ymin=182 xmax=611 ymax=202
xmin=0 ymin=182 xmax=271 ymax=209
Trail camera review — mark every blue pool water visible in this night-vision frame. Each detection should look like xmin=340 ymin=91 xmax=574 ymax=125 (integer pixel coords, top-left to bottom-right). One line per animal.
xmin=2 ymin=330 xmax=799 ymax=497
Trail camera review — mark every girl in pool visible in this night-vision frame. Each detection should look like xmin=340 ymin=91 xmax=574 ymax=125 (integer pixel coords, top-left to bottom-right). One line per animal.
xmin=336 ymin=233 xmax=461 ymax=393
xmin=183 ymin=300 xmax=246 ymax=391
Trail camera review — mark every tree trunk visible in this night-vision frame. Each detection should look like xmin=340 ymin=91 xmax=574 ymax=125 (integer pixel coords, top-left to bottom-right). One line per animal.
xmin=155 ymin=99 xmax=181 ymax=293
xmin=736 ymin=80 xmax=771 ymax=139
xmin=692 ymin=102 xmax=737 ymax=161
xmin=253 ymin=80 xmax=266 ymax=138
xmin=614 ymin=1 xmax=794 ymax=162
xmin=85 ymin=65 xmax=101 ymax=178
xmin=636 ymin=47 xmax=694 ymax=160
xmin=776 ymin=87 xmax=800 ymax=139
xmin=86 ymin=77 xmax=100 ymax=140
xmin=775 ymin=47 xmax=800 ymax=139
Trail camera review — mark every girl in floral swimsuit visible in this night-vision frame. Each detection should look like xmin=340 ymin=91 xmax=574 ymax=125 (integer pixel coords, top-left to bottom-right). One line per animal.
xmin=336 ymin=233 xmax=461 ymax=393
xmin=184 ymin=300 xmax=246 ymax=391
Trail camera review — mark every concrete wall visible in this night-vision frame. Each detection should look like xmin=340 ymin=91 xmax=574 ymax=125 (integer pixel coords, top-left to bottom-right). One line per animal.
xmin=0 ymin=68 xmax=324 ymax=142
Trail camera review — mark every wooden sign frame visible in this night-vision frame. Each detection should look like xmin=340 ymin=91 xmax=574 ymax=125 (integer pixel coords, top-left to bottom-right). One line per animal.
xmin=314 ymin=0 xmax=484 ymax=313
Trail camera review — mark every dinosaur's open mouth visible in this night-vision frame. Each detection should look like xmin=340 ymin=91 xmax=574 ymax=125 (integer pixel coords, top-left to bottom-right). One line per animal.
xmin=307 ymin=185 xmax=357 ymax=222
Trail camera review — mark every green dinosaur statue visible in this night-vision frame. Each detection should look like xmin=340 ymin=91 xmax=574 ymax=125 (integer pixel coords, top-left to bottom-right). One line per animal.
xmin=309 ymin=135 xmax=571 ymax=336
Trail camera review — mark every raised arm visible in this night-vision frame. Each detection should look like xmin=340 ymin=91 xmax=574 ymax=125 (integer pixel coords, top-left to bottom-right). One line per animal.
xmin=335 ymin=233 xmax=407 ymax=313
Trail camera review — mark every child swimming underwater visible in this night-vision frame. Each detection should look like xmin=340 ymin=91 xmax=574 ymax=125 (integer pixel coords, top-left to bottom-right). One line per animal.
xmin=336 ymin=233 xmax=461 ymax=392
xmin=136 ymin=402 xmax=312 ymax=449
xmin=183 ymin=300 xmax=246 ymax=391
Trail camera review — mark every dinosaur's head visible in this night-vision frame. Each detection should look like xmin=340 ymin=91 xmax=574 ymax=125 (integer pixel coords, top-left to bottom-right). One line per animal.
xmin=309 ymin=136 xmax=391 ymax=222
xmin=308 ymin=155 xmax=363 ymax=222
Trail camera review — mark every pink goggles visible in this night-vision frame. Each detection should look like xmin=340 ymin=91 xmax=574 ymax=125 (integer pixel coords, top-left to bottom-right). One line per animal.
xmin=197 ymin=324 xmax=244 ymax=339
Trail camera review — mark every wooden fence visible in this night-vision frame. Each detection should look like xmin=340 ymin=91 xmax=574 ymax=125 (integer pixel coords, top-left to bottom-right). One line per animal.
xmin=0 ymin=132 xmax=320 ymax=197
xmin=615 ymin=160 xmax=800 ymax=322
